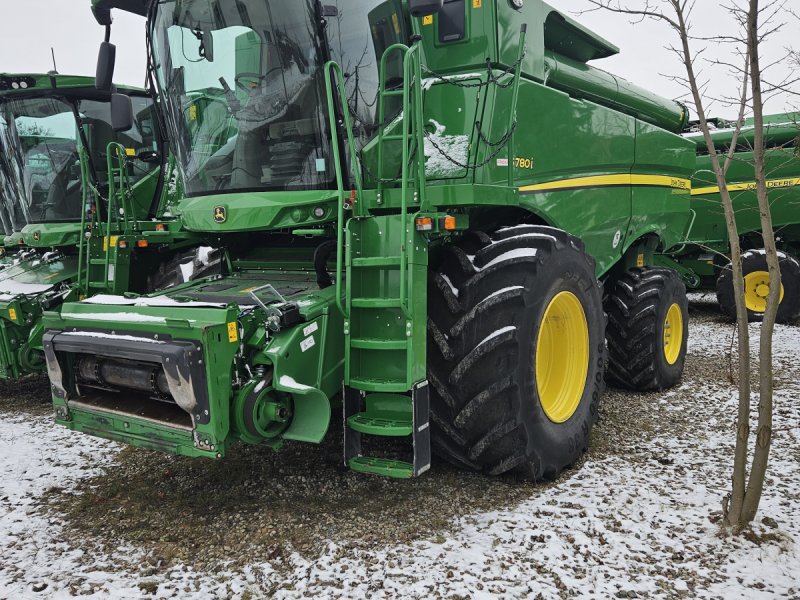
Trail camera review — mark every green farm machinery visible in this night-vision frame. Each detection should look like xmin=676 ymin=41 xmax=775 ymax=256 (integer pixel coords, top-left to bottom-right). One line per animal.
xmin=0 ymin=73 xmax=204 ymax=379
xmin=660 ymin=116 xmax=800 ymax=322
xmin=45 ymin=0 xmax=695 ymax=480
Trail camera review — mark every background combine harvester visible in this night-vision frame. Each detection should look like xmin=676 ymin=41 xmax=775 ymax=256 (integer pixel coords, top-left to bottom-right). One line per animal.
xmin=45 ymin=0 xmax=694 ymax=480
xmin=0 ymin=73 xmax=206 ymax=379
xmin=660 ymin=115 xmax=800 ymax=323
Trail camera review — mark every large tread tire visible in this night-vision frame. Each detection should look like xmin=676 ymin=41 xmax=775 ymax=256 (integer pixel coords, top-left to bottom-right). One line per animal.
xmin=605 ymin=267 xmax=689 ymax=392
xmin=716 ymin=249 xmax=800 ymax=323
xmin=427 ymin=225 xmax=606 ymax=481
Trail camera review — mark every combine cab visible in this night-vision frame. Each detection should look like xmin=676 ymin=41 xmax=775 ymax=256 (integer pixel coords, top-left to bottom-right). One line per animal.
xmin=660 ymin=115 xmax=800 ymax=322
xmin=46 ymin=0 xmax=694 ymax=479
xmin=0 ymin=73 xmax=203 ymax=379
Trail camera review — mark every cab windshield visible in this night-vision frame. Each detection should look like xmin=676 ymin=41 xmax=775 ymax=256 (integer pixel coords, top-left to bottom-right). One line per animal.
xmin=0 ymin=95 xmax=160 ymax=225
xmin=151 ymin=0 xmax=336 ymax=196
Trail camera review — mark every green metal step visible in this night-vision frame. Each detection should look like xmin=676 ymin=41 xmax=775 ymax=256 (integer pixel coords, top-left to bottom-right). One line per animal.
xmin=348 ymin=413 xmax=412 ymax=436
xmin=349 ymin=376 xmax=409 ymax=393
xmin=350 ymin=298 xmax=403 ymax=309
xmin=382 ymin=134 xmax=405 ymax=141
xmin=350 ymin=337 xmax=407 ymax=350
xmin=351 ymin=256 xmax=402 ymax=268
xmin=348 ymin=457 xmax=414 ymax=479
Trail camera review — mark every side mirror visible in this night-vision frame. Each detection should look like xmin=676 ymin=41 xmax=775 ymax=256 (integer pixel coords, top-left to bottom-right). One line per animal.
xmin=408 ymin=0 xmax=443 ymax=17
xmin=111 ymin=93 xmax=134 ymax=132
xmin=137 ymin=150 xmax=161 ymax=164
xmin=96 ymin=41 xmax=116 ymax=92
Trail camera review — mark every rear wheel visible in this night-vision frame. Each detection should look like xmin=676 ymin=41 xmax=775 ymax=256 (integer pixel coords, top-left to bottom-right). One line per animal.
xmin=605 ymin=267 xmax=689 ymax=391
xmin=427 ymin=226 xmax=606 ymax=480
xmin=716 ymin=250 xmax=800 ymax=323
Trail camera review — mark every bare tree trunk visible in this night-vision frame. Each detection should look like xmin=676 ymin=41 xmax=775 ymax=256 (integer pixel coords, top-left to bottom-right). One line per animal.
xmin=583 ymin=0 xmax=784 ymax=529
xmin=669 ymin=4 xmax=752 ymax=527
xmin=740 ymin=0 xmax=778 ymax=523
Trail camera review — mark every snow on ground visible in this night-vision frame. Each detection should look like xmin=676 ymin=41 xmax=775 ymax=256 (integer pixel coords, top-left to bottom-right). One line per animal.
xmin=0 ymin=305 xmax=798 ymax=599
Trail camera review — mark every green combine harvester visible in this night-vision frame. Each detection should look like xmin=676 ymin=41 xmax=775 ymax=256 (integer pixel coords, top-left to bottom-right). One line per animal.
xmin=661 ymin=116 xmax=800 ymax=323
xmin=45 ymin=0 xmax=694 ymax=480
xmin=0 ymin=73 xmax=204 ymax=379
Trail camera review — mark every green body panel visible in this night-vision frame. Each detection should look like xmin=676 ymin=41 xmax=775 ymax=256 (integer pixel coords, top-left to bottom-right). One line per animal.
xmin=48 ymin=268 xmax=345 ymax=458
xmin=54 ymin=0 xmax=694 ymax=468
xmin=667 ymin=118 xmax=800 ymax=288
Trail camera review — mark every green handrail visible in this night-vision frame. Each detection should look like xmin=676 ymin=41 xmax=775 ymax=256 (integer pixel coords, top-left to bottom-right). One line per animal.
xmin=103 ymin=142 xmax=132 ymax=287
xmin=507 ymin=24 xmax=528 ymax=187
xmin=323 ymin=60 xmax=364 ymax=320
xmin=75 ymin=146 xmax=91 ymax=294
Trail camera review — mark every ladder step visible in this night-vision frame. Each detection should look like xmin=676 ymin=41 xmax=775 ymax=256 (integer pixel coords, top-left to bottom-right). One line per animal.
xmin=350 ymin=298 xmax=403 ymax=309
xmin=348 ymin=457 xmax=413 ymax=479
xmin=350 ymin=337 xmax=406 ymax=350
xmin=381 ymin=134 xmax=405 ymax=141
xmin=383 ymin=89 xmax=404 ymax=98
xmin=347 ymin=413 xmax=412 ymax=436
xmin=351 ymin=256 xmax=402 ymax=268
xmin=349 ymin=376 xmax=408 ymax=393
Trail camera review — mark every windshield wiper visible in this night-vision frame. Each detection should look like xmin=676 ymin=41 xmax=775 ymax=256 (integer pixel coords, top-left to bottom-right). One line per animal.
xmin=218 ymin=77 xmax=242 ymax=114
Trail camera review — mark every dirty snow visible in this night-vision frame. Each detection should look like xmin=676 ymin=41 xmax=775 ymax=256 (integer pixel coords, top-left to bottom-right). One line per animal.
xmin=0 ymin=303 xmax=798 ymax=598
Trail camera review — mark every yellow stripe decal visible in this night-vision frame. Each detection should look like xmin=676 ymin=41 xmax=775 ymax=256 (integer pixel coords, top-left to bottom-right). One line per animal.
xmin=692 ymin=176 xmax=800 ymax=196
xmin=519 ymin=174 xmax=692 ymax=194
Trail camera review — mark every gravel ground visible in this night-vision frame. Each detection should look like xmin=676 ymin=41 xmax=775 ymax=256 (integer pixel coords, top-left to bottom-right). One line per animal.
xmin=0 ymin=295 xmax=798 ymax=598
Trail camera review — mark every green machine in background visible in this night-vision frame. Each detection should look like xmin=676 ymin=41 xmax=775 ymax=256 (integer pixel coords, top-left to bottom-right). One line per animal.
xmin=660 ymin=116 xmax=800 ymax=323
xmin=0 ymin=73 xmax=206 ymax=379
xmin=46 ymin=0 xmax=694 ymax=480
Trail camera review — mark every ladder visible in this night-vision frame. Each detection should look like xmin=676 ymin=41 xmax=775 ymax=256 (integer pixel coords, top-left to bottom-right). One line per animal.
xmin=324 ymin=42 xmax=431 ymax=479
xmin=76 ymin=142 xmax=136 ymax=296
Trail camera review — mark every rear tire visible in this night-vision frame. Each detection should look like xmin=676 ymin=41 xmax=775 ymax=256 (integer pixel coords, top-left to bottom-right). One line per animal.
xmin=716 ymin=250 xmax=800 ymax=323
xmin=605 ymin=267 xmax=689 ymax=391
xmin=427 ymin=226 xmax=606 ymax=481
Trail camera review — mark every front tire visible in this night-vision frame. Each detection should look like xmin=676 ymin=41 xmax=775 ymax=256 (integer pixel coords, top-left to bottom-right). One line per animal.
xmin=605 ymin=267 xmax=689 ymax=391
xmin=716 ymin=249 xmax=800 ymax=323
xmin=427 ymin=226 xmax=606 ymax=481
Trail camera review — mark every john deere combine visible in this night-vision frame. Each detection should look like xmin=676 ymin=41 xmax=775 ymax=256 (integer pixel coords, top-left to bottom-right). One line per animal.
xmin=0 ymin=73 xmax=201 ymax=379
xmin=661 ymin=116 xmax=800 ymax=322
xmin=45 ymin=0 xmax=694 ymax=480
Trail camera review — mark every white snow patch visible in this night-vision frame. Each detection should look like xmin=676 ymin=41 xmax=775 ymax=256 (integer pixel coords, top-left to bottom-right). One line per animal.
xmin=59 ymin=331 xmax=167 ymax=344
xmin=60 ymin=312 xmax=172 ymax=324
xmin=476 ymin=325 xmax=516 ymax=348
xmin=278 ymin=375 xmax=313 ymax=392
xmin=421 ymin=72 xmax=483 ymax=91
xmin=197 ymin=247 xmax=215 ymax=266
xmin=424 ymin=119 xmax=469 ymax=179
xmin=480 ymin=248 xmax=538 ymax=271
xmin=82 ymin=294 xmax=227 ymax=309
xmin=0 ymin=280 xmax=53 ymax=295
xmin=439 ymin=273 xmax=459 ymax=298
xmin=179 ymin=261 xmax=196 ymax=282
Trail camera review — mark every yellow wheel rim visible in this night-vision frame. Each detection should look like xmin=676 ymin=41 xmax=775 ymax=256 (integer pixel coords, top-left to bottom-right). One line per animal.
xmin=663 ymin=303 xmax=684 ymax=366
xmin=743 ymin=270 xmax=784 ymax=313
xmin=536 ymin=291 xmax=590 ymax=424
